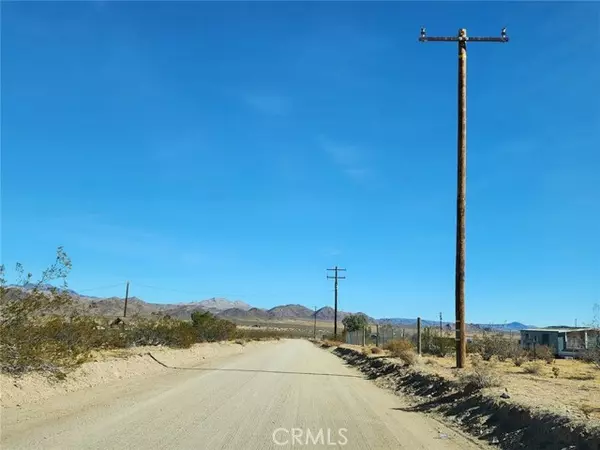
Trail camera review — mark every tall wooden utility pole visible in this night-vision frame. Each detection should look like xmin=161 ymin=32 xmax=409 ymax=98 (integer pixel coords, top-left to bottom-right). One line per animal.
xmin=123 ymin=281 xmax=130 ymax=318
xmin=419 ymin=27 xmax=509 ymax=368
xmin=327 ymin=266 xmax=346 ymax=339
xmin=313 ymin=306 xmax=317 ymax=339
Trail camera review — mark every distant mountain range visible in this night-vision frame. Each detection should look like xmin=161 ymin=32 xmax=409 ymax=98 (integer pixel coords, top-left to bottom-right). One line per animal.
xmin=3 ymin=285 xmax=371 ymax=322
xmin=378 ymin=318 xmax=534 ymax=331
xmin=4 ymin=284 xmax=532 ymax=329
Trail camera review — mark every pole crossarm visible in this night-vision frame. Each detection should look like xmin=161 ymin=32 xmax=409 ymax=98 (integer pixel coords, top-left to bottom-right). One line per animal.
xmin=419 ymin=27 xmax=509 ymax=43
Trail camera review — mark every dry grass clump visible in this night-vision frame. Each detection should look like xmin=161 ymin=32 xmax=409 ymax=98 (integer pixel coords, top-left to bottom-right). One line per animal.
xmin=523 ymin=361 xmax=544 ymax=375
xmin=385 ymin=339 xmax=417 ymax=366
xmin=457 ymin=355 xmax=502 ymax=389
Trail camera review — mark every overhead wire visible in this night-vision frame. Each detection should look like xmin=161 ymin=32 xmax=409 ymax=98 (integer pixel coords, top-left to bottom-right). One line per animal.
xmin=77 ymin=283 xmax=126 ymax=293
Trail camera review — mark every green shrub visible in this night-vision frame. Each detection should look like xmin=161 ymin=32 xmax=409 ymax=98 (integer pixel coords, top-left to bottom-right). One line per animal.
xmin=128 ymin=318 xmax=197 ymax=348
xmin=191 ymin=311 xmax=237 ymax=342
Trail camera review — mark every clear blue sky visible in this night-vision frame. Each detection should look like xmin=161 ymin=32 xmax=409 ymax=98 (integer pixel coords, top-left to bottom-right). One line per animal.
xmin=2 ymin=1 xmax=599 ymax=326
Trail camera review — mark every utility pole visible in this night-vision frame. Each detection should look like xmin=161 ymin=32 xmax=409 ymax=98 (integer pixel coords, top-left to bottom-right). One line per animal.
xmin=419 ymin=27 xmax=509 ymax=368
xmin=313 ymin=306 xmax=317 ymax=339
xmin=440 ymin=312 xmax=443 ymax=337
xmin=123 ymin=281 xmax=130 ymax=318
xmin=327 ymin=266 xmax=346 ymax=339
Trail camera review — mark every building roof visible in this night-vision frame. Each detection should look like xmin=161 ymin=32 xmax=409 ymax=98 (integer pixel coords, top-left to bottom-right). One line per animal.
xmin=520 ymin=327 xmax=595 ymax=333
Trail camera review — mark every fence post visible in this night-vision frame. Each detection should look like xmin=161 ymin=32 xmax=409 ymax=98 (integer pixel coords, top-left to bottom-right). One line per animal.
xmin=376 ymin=324 xmax=380 ymax=347
xmin=417 ymin=317 xmax=422 ymax=356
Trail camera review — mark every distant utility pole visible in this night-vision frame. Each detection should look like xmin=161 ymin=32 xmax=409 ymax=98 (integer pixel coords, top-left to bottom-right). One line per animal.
xmin=123 ymin=281 xmax=130 ymax=318
xmin=314 ymin=306 xmax=317 ymax=339
xmin=417 ymin=317 xmax=422 ymax=356
xmin=327 ymin=266 xmax=346 ymax=339
xmin=419 ymin=27 xmax=509 ymax=368
xmin=440 ymin=312 xmax=443 ymax=337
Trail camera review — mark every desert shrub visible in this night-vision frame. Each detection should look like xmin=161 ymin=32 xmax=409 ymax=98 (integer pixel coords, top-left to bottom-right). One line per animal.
xmin=191 ymin=311 xmax=237 ymax=342
xmin=582 ymin=347 xmax=600 ymax=369
xmin=371 ymin=347 xmax=383 ymax=354
xmin=513 ymin=354 xmax=528 ymax=367
xmin=552 ymin=366 xmax=560 ymax=378
xmin=416 ymin=328 xmax=454 ymax=356
xmin=458 ymin=355 xmax=501 ymax=389
xmin=127 ymin=318 xmax=196 ymax=348
xmin=322 ymin=331 xmax=346 ymax=343
xmin=458 ymin=367 xmax=501 ymax=389
xmin=236 ymin=328 xmax=294 ymax=341
xmin=321 ymin=340 xmax=342 ymax=348
xmin=0 ymin=249 xmax=85 ymax=376
xmin=469 ymin=333 xmax=522 ymax=361
xmin=523 ymin=361 xmax=544 ymax=375
xmin=533 ymin=345 xmax=554 ymax=364
xmin=384 ymin=339 xmax=412 ymax=354
xmin=385 ymin=339 xmax=417 ymax=365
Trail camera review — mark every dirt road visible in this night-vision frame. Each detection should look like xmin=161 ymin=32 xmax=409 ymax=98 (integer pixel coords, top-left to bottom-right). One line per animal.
xmin=1 ymin=340 xmax=486 ymax=449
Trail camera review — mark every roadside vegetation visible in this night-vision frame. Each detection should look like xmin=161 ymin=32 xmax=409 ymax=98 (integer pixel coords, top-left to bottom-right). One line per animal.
xmin=384 ymin=339 xmax=417 ymax=366
xmin=0 ymin=249 xmax=286 ymax=378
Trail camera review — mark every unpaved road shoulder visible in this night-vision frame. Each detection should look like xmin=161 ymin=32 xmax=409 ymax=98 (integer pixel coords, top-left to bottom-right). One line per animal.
xmin=1 ymin=339 xmax=488 ymax=449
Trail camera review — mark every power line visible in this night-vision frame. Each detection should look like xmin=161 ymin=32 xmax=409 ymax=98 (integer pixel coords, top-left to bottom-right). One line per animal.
xmin=133 ymin=283 xmax=205 ymax=297
xmin=78 ymin=283 xmax=126 ymax=293
xmin=419 ymin=27 xmax=509 ymax=369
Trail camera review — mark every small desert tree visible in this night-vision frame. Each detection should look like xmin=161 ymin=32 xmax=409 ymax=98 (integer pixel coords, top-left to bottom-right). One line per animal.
xmin=342 ymin=313 xmax=369 ymax=332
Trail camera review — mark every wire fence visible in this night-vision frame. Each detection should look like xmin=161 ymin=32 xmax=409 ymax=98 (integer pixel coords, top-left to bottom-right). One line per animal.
xmin=345 ymin=325 xmax=417 ymax=347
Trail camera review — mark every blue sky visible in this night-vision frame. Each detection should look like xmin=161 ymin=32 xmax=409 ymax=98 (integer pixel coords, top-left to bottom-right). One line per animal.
xmin=2 ymin=1 xmax=599 ymax=326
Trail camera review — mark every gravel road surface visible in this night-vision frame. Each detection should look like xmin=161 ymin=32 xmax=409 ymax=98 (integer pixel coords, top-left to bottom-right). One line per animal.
xmin=1 ymin=339 xmax=486 ymax=449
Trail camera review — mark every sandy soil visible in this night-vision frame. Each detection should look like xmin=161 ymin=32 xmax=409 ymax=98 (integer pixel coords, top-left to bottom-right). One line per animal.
xmin=1 ymin=339 xmax=489 ymax=450
xmin=0 ymin=341 xmax=264 ymax=408
xmin=346 ymin=344 xmax=600 ymax=423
